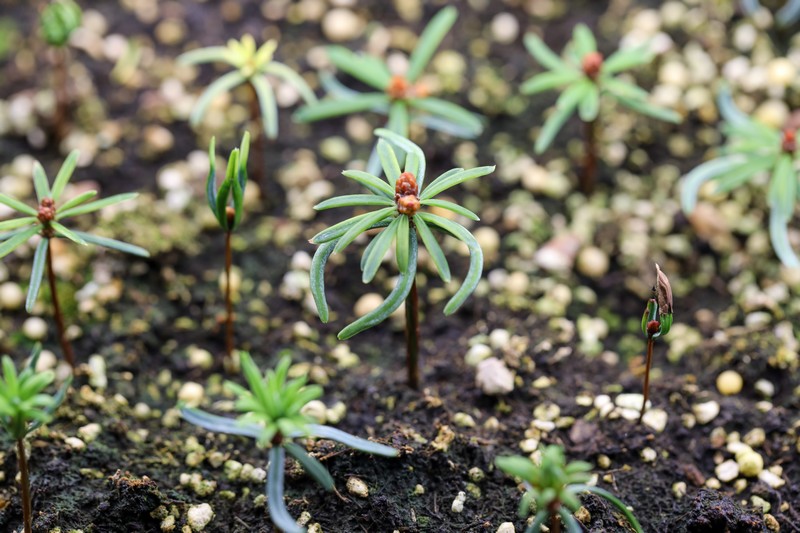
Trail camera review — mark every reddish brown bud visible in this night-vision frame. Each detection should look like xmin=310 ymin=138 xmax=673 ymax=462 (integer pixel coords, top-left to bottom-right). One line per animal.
xmin=646 ymin=320 xmax=661 ymax=336
xmin=37 ymin=198 xmax=56 ymax=223
xmin=782 ymin=128 xmax=796 ymax=153
xmin=397 ymin=195 xmax=420 ymax=216
xmin=386 ymin=75 xmax=411 ymax=100
xmin=582 ymin=51 xmax=604 ymax=80
xmin=225 ymin=206 xmax=236 ymax=226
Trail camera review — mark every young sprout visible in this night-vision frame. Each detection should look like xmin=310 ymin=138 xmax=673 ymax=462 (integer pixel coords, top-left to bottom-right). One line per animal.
xmin=39 ymin=0 xmax=82 ymax=141
xmin=681 ymin=87 xmax=800 ymax=267
xmin=0 ymin=151 xmax=149 ymax=369
xmin=180 ymin=352 xmax=397 ymax=533
xmin=522 ymin=24 xmax=680 ymax=194
xmin=0 ymin=344 xmax=72 ymax=533
xmin=178 ymin=35 xmax=317 ymax=189
xmin=206 ymin=132 xmax=249 ymax=364
xmin=309 ymin=128 xmax=494 ymax=389
xmin=496 ymin=445 xmax=643 ymax=533
xmin=638 ymin=263 xmax=673 ymax=424
xmin=294 ymin=6 xmax=484 ymax=175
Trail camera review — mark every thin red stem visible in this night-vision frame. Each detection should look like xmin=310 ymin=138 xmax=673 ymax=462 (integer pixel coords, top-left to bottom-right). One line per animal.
xmin=405 ymin=278 xmax=419 ymax=389
xmin=46 ymin=238 xmax=75 ymax=368
xmin=224 ymin=230 xmax=234 ymax=361
xmin=581 ymin=118 xmax=597 ymax=195
xmin=17 ymin=439 xmax=32 ymax=533
xmin=638 ymin=337 xmax=655 ymax=424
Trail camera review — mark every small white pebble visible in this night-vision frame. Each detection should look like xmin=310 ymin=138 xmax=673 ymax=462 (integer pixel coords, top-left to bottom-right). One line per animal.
xmin=346 ymin=477 xmax=369 ymax=498
xmin=715 ymin=460 xmax=739 ymax=483
xmin=641 ymin=447 xmax=657 ymax=463
xmin=692 ymin=401 xmax=720 ymax=425
xmin=178 ymin=382 xmax=205 ymax=408
xmin=78 ymin=423 xmax=102 ymax=443
xmin=451 ymin=491 xmax=466 ymax=513
xmin=496 ymin=522 xmax=515 ymax=533
xmin=22 ymin=317 xmax=48 ymax=340
xmin=64 ymin=437 xmax=86 ymax=451
xmin=186 ymin=503 xmax=215 ymax=531
xmin=716 ymin=370 xmax=743 ymax=396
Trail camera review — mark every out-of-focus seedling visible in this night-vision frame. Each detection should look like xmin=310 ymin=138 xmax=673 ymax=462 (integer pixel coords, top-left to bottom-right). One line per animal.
xmin=496 ymin=445 xmax=643 ymax=533
xmin=681 ymin=88 xmax=800 ymax=267
xmin=309 ymin=128 xmax=494 ymax=389
xmin=39 ymin=0 xmax=82 ymax=140
xmin=638 ymin=263 xmax=673 ymax=424
xmin=522 ymin=24 xmax=680 ymax=194
xmin=0 ymin=344 xmax=71 ymax=533
xmin=206 ymin=132 xmax=249 ymax=364
xmin=180 ymin=352 xmax=398 ymax=533
xmin=179 ymin=35 xmax=317 ymax=190
xmin=294 ymin=6 xmax=483 ymax=175
xmin=0 ymin=151 xmax=149 ymax=369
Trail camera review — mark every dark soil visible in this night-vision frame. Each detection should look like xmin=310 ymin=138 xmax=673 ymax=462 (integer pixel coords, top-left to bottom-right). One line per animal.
xmin=0 ymin=1 xmax=798 ymax=533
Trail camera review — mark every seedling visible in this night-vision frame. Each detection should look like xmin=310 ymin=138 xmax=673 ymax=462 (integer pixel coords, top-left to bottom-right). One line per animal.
xmin=681 ymin=88 xmax=800 ymax=267
xmin=522 ymin=24 xmax=680 ymax=194
xmin=0 ymin=344 xmax=71 ymax=533
xmin=206 ymin=132 xmax=249 ymax=363
xmin=638 ymin=263 xmax=673 ymax=424
xmin=496 ymin=445 xmax=643 ymax=533
xmin=39 ymin=0 xmax=82 ymax=141
xmin=180 ymin=352 xmax=398 ymax=533
xmin=309 ymin=128 xmax=494 ymax=389
xmin=0 ymin=151 xmax=149 ymax=368
xmin=294 ymin=6 xmax=483 ymax=175
xmin=179 ymin=35 xmax=317 ymax=190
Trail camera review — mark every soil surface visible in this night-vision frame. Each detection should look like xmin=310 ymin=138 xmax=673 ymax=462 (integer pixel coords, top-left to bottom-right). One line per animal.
xmin=0 ymin=1 xmax=798 ymax=533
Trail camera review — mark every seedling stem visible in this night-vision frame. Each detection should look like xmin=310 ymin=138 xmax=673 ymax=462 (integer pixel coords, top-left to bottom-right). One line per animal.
xmin=17 ymin=439 xmax=31 ymax=533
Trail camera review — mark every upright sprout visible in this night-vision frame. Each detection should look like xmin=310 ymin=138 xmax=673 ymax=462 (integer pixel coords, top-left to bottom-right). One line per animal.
xmin=0 ymin=151 xmax=149 ymax=369
xmin=309 ymin=129 xmax=494 ymax=388
xmin=0 ymin=345 xmax=71 ymax=533
xmin=178 ymin=35 xmax=317 ymax=194
xmin=521 ymin=24 xmax=680 ymax=194
xmin=294 ymin=6 xmax=484 ymax=176
xmin=206 ymin=132 xmax=250 ymax=365
xmin=180 ymin=353 xmax=398 ymax=533
xmin=39 ymin=0 xmax=82 ymax=141
xmin=638 ymin=263 xmax=673 ymax=424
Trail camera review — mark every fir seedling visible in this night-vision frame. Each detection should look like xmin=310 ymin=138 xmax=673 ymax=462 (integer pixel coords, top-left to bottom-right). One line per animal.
xmin=638 ymin=263 xmax=673 ymax=424
xmin=0 ymin=344 xmax=71 ymax=533
xmin=309 ymin=128 xmax=494 ymax=389
xmin=179 ymin=35 xmax=317 ymax=189
xmin=40 ymin=0 xmax=82 ymax=141
xmin=206 ymin=132 xmax=249 ymax=364
xmin=180 ymin=352 xmax=398 ymax=533
xmin=522 ymin=24 xmax=680 ymax=194
xmin=294 ymin=6 xmax=483 ymax=175
xmin=681 ymin=88 xmax=800 ymax=267
xmin=496 ymin=445 xmax=643 ymax=533
xmin=0 ymin=151 xmax=149 ymax=368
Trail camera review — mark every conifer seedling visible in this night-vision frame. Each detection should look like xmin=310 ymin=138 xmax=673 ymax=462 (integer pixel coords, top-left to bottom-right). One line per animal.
xmin=309 ymin=128 xmax=494 ymax=388
xmin=638 ymin=263 xmax=673 ymax=423
xmin=496 ymin=445 xmax=643 ymax=533
xmin=39 ymin=0 xmax=82 ymax=140
xmin=0 ymin=344 xmax=71 ymax=533
xmin=0 ymin=151 xmax=149 ymax=369
xmin=522 ymin=24 xmax=680 ymax=194
xmin=179 ymin=35 xmax=317 ymax=190
xmin=681 ymin=88 xmax=800 ymax=267
xmin=180 ymin=352 xmax=398 ymax=533
xmin=206 ymin=132 xmax=249 ymax=364
xmin=294 ymin=6 xmax=484 ymax=175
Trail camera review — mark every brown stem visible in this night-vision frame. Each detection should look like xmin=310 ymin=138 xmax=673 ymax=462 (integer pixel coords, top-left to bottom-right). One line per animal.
xmin=580 ymin=118 xmax=597 ymax=195
xmin=46 ymin=238 xmax=75 ymax=368
xmin=405 ymin=277 xmax=419 ymax=389
xmin=224 ymin=229 xmax=234 ymax=361
xmin=16 ymin=439 xmax=32 ymax=533
xmin=638 ymin=336 xmax=655 ymax=424
xmin=548 ymin=505 xmax=562 ymax=533
xmin=52 ymin=47 xmax=69 ymax=143
xmin=247 ymin=83 xmax=266 ymax=197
